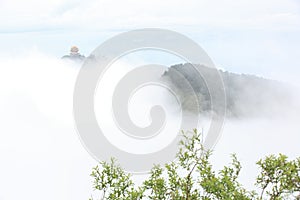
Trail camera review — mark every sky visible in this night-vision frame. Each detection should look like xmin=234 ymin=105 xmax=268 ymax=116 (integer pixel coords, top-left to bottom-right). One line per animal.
xmin=0 ymin=0 xmax=300 ymax=200
xmin=1 ymin=0 xmax=300 ymax=83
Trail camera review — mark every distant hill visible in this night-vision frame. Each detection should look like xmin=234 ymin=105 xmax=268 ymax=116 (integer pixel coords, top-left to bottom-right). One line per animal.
xmin=161 ymin=63 xmax=294 ymax=118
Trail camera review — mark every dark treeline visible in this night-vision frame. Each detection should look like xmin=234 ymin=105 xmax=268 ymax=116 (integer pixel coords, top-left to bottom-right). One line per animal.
xmin=162 ymin=63 xmax=294 ymax=118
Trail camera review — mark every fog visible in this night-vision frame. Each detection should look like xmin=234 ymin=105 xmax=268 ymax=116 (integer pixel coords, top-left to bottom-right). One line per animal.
xmin=0 ymin=50 xmax=300 ymax=199
xmin=0 ymin=52 xmax=95 ymax=200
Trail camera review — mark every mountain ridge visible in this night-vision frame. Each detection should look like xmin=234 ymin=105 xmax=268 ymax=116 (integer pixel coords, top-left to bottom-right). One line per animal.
xmin=161 ymin=63 xmax=294 ymax=118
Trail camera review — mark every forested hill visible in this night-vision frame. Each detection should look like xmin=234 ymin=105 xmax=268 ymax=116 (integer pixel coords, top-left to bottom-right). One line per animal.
xmin=162 ymin=63 xmax=294 ymax=118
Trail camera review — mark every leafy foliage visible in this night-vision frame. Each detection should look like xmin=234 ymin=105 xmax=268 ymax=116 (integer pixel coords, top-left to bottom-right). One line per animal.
xmin=89 ymin=130 xmax=300 ymax=200
xmin=90 ymin=158 xmax=144 ymax=200
xmin=256 ymin=154 xmax=300 ymax=199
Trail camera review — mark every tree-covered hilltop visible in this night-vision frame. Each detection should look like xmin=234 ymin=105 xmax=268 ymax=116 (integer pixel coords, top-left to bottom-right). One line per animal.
xmin=161 ymin=63 xmax=294 ymax=117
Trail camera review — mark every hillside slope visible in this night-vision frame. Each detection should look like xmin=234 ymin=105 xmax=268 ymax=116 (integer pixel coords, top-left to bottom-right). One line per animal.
xmin=162 ymin=63 xmax=294 ymax=118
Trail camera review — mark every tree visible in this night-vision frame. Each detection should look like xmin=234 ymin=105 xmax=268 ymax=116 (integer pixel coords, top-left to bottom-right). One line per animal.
xmin=89 ymin=129 xmax=300 ymax=200
xmin=256 ymin=154 xmax=300 ymax=199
